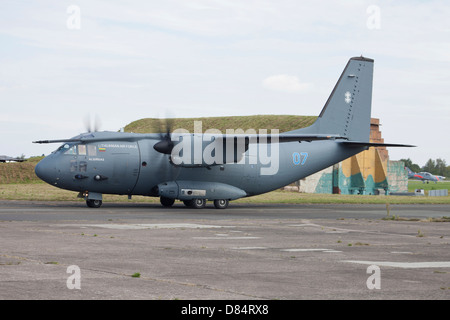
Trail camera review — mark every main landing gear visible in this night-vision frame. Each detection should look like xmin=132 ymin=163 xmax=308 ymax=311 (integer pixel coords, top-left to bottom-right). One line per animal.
xmin=213 ymin=199 xmax=229 ymax=209
xmin=160 ymin=197 xmax=229 ymax=209
xmin=85 ymin=194 xmax=230 ymax=209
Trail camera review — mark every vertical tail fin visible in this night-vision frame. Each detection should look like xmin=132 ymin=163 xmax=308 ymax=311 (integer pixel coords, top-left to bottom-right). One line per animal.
xmin=293 ymin=56 xmax=374 ymax=142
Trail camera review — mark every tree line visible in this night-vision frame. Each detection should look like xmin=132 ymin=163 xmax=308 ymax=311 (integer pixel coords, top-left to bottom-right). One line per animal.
xmin=401 ymin=158 xmax=449 ymax=177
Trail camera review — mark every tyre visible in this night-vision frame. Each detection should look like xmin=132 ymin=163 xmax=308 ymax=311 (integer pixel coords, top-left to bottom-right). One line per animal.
xmin=183 ymin=200 xmax=194 ymax=207
xmin=213 ymin=199 xmax=229 ymax=209
xmin=86 ymin=199 xmax=102 ymax=208
xmin=185 ymin=198 xmax=206 ymax=209
xmin=160 ymin=197 xmax=175 ymax=207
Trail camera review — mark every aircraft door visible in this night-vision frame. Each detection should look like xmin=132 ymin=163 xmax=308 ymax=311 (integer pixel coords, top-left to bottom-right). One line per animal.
xmin=241 ymin=154 xmax=260 ymax=194
xmin=132 ymin=139 xmax=180 ymax=196
xmin=109 ymin=143 xmax=140 ymax=194
xmin=85 ymin=142 xmax=140 ymax=194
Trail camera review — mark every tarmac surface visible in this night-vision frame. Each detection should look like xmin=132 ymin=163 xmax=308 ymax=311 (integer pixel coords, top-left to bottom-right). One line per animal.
xmin=1 ymin=200 xmax=449 ymax=300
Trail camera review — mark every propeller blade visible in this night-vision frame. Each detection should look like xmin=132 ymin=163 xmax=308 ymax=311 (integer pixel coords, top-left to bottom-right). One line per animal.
xmin=153 ymin=117 xmax=175 ymax=154
xmin=93 ymin=114 xmax=102 ymax=132
xmin=83 ymin=114 xmax=102 ymax=133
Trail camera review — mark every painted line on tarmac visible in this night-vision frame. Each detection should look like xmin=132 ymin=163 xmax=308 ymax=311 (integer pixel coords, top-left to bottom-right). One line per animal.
xmin=342 ymin=260 xmax=450 ymax=268
xmin=57 ymin=223 xmax=233 ymax=230
xmin=281 ymin=248 xmax=343 ymax=253
xmin=193 ymin=237 xmax=260 ymax=240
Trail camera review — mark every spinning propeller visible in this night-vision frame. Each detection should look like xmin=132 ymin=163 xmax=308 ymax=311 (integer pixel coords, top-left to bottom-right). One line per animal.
xmin=84 ymin=114 xmax=102 ymax=133
xmin=153 ymin=118 xmax=175 ymax=154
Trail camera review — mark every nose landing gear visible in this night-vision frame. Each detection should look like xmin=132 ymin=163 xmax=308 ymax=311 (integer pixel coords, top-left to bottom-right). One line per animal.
xmin=81 ymin=191 xmax=103 ymax=208
xmin=86 ymin=199 xmax=102 ymax=208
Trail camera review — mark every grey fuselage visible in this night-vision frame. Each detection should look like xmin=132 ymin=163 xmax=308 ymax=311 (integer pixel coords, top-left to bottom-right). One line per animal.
xmin=35 ymin=131 xmax=365 ymax=199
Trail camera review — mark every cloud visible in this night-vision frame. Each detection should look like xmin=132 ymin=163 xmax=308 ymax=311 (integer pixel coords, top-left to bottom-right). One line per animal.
xmin=262 ymin=74 xmax=312 ymax=93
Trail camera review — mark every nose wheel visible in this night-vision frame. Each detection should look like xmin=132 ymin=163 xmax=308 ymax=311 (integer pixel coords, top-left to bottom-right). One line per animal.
xmin=86 ymin=199 xmax=102 ymax=208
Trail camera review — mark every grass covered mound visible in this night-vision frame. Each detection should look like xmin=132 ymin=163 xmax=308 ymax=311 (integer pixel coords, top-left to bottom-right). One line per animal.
xmin=0 ymin=157 xmax=43 ymax=184
xmin=124 ymin=115 xmax=317 ymax=134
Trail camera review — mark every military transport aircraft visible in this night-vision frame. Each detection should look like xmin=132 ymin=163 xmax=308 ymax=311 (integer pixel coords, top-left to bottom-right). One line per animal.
xmin=34 ymin=56 xmax=414 ymax=209
xmin=0 ymin=155 xmax=25 ymax=162
xmin=406 ymin=167 xmax=441 ymax=184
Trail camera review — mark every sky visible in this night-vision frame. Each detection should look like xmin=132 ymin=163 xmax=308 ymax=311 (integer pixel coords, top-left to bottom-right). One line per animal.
xmin=1 ymin=0 xmax=449 ymax=166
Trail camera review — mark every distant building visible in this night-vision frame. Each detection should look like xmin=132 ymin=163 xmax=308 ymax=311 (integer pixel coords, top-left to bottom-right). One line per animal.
xmin=297 ymin=118 xmax=408 ymax=195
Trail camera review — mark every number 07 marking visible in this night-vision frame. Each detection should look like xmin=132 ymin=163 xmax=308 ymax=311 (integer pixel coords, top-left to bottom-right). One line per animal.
xmin=292 ymin=152 xmax=308 ymax=165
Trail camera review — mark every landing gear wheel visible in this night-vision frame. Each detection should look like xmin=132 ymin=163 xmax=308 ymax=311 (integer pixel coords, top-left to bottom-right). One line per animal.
xmin=160 ymin=197 xmax=175 ymax=207
xmin=183 ymin=200 xmax=193 ymax=207
xmin=192 ymin=199 xmax=207 ymax=209
xmin=184 ymin=199 xmax=206 ymax=209
xmin=86 ymin=199 xmax=102 ymax=208
xmin=214 ymin=199 xmax=229 ymax=209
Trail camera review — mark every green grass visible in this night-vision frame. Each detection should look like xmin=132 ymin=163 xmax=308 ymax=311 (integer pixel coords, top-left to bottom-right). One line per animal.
xmin=1 ymin=182 xmax=449 ymax=204
xmin=408 ymin=180 xmax=450 ymax=194
xmin=0 ymin=156 xmax=44 ymax=184
xmin=1 ymin=154 xmax=449 ymax=205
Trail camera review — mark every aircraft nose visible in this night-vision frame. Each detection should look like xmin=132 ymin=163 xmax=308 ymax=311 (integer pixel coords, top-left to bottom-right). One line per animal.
xmin=35 ymin=157 xmax=55 ymax=184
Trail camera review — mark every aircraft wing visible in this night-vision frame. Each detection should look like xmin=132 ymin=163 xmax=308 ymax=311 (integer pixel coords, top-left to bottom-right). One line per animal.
xmin=33 ymin=132 xmax=416 ymax=149
xmin=32 ymin=133 xmax=161 ymax=144
xmin=33 ymin=132 xmax=344 ymax=145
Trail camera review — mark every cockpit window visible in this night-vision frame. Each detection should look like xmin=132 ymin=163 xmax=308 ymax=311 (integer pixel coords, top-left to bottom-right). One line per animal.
xmin=64 ymin=145 xmax=77 ymax=155
xmin=56 ymin=143 xmax=91 ymax=156
xmin=56 ymin=144 xmax=69 ymax=152
xmin=78 ymin=145 xmax=87 ymax=156
xmin=87 ymin=144 xmax=97 ymax=156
